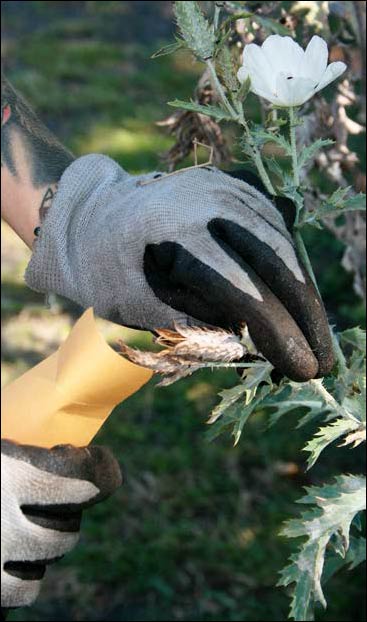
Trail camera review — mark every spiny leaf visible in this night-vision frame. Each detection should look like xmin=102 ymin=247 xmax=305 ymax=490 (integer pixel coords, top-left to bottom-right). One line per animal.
xmin=339 ymin=327 xmax=366 ymax=353
xmin=263 ymin=383 xmax=331 ymax=428
xmin=207 ymin=362 xmax=272 ymax=443
xmin=303 ymin=418 xmax=361 ymax=469
xmin=301 ymin=191 xmax=366 ymax=226
xmin=232 ymin=382 xmax=272 ymax=446
xmin=323 ymin=535 xmax=366 ymax=583
xmin=236 ymin=75 xmax=251 ymax=102
xmin=279 ymin=475 xmax=366 ymax=620
xmin=342 ymin=392 xmax=366 ymax=423
xmin=167 ymin=99 xmax=234 ymax=122
xmin=207 ymin=383 xmax=249 ymax=424
xmin=216 ymin=46 xmax=239 ymax=92
xmin=151 ymin=40 xmax=183 ymax=58
xmin=251 ymin=127 xmax=292 ymax=155
xmin=297 ymin=138 xmax=334 ymax=170
xmin=256 ymin=15 xmax=295 ymax=36
xmin=173 ymin=1 xmax=215 ymax=61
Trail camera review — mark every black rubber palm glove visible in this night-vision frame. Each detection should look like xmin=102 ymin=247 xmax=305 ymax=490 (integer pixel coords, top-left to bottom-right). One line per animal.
xmin=25 ymin=154 xmax=334 ymax=382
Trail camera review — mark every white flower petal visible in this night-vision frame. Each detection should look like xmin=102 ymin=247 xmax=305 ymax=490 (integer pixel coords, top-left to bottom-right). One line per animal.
xmin=301 ymin=35 xmax=328 ymax=83
xmin=275 ymin=73 xmax=316 ymax=107
xmin=315 ymin=61 xmax=347 ymax=92
xmin=237 ymin=65 xmax=277 ymax=102
xmin=262 ymin=35 xmax=304 ymax=79
xmin=241 ymin=43 xmax=274 ymax=91
xmin=237 ymin=65 xmax=250 ymax=83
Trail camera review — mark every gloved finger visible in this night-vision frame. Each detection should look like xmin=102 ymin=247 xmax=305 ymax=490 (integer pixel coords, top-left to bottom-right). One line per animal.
xmin=144 ymin=238 xmax=319 ymax=381
xmin=1 ymin=441 xmax=122 ymax=508
xmin=5 ymin=507 xmax=80 ymax=561
xmin=208 ymin=218 xmax=334 ymax=377
xmin=1 ymin=571 xmax=43 ymax=609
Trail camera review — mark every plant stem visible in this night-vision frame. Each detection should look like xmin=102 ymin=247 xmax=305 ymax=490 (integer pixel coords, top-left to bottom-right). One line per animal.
xmin=331 ymin=331 xmax=349 ymax=377
xmin=206 ymin=59 xmax=237 ymax=117
xmin=310 ymin=379 xmax=360 ymax=423
xmin=289 ymin=106 xmax=300 ymax=190
xmin=206 ymin=59 xmax=276 ymax=195
xmin=213 ymin=2 xmax=221 ymax=30
xmin=295 ymin=230 xmax=321 ymax=295
xmin=235 ymin=103 xmax=276 ymax=195
xmin=288 ymin=106 xmax=345 ymax=370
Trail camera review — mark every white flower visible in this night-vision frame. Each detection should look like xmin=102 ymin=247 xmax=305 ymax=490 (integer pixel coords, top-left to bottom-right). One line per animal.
xmin=237 ymin=34 xmax=346 ymax=107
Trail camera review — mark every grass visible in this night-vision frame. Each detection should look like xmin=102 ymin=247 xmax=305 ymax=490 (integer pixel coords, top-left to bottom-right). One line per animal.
xmin=2 ymin=2 xmax=365 ymax=620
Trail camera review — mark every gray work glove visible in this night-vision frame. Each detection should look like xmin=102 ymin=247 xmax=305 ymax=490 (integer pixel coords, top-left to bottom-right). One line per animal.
xmin=1 ymin=439 xmax=122 ymax=609
xmin=25 ymin=154 xmax=334 ymax=382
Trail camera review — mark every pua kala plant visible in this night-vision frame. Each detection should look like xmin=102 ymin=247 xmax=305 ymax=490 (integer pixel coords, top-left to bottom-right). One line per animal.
xmin=126 ymin=3 xmax=366 ymax=620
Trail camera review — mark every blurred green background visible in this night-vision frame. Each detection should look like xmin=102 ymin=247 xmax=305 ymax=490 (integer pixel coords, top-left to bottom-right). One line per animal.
xmin=1 ymin=2 xmax=365 ymax=620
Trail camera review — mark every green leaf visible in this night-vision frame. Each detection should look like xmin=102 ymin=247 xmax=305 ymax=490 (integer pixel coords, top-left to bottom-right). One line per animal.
xmin=167 ymin=98 xmax=233 ymax=121
xmin=236 ymin=74 xmax=251 ymax=103
xmin=342 ymin=392 xmax=366 ymax=423
xmin=256 ymin=15 xmax=294 ymax=36
xmin=301 ymin=190 xmax=366 ymax=227
xmin=263 ymin=383 xmax=331 ymax=428
xmin=251 ymin=127 xmax=292 ymax=155
xmin=323 ymin=535 xmax=366 ymax=583
xmin=151 ymin=40 xmax=183 ymax=58
xmin=232 ymin=382 xmax=272 ymax=446
xmin=207 ymin=362 xmax=273 ymax=444
xmin=216 ymin=46 xmax=239 ymax=92
xmin=340 ymin=327 xmax=366 ymax=353
xmin=280 ymin=182 xmax=304 ymax=212
xmin=297 ymin=138 xmax=334 ymax=170
xmin=173 ymin=1 xmax=215 ymax=61
xmin=278 ymin=475 xmax=366 ymax=620
xmin=207 ymin=383 xmax=249 ymax=425
xmin=303 ymin=418 xmax=361 ymax=469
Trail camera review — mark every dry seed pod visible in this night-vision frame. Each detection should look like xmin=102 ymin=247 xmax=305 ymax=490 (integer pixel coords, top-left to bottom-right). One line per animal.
xmin=155 ymin=323 xmax=248 ymax=362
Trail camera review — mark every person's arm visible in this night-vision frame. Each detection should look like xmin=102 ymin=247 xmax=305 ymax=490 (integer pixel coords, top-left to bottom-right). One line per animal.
xmin=1 ymin=73 xmax=74 ymax=248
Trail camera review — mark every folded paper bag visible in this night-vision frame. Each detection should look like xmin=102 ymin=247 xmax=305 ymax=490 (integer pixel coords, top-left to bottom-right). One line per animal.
xmin=1 ymin=308 xmax=153 ymax=448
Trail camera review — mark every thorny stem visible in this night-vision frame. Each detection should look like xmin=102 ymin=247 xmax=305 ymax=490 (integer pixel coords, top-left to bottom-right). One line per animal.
xmin=289 ymin=106 xmax=300 ymax=191
xmin=287 ymin=107 xmax=319 ymax=291
xmin=206 ymin=59 xmax=237 ymax=117
xmin=295 ymin=230 xmax=321 ymax=295
xmin=310 ymin=379 xmax=360 ymax=423
xmin=288 ymin=106 xmax=347 ymax=372
xmin=196 ymin=361 xmax=270 ymax=369
xmin=213 ymin=2 xmax=222 ymax=30
xmin=234 ymin=98 xmax=276 ymax=195
xmin=206 ymin=59 xmax=276 ymax=195
xmin=332 ymin=331 xmax=349 ymax=377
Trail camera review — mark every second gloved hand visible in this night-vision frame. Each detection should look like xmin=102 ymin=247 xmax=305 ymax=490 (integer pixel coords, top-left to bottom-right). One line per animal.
xmin=1 ymin=440 xmax=122 ymax=609
xmin=25 ymin=154 xmax=334 ymax=382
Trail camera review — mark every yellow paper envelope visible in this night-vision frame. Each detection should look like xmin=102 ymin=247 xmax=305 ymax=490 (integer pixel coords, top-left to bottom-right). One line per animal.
xmin=1 ymin=308 xmax=153 ymax=448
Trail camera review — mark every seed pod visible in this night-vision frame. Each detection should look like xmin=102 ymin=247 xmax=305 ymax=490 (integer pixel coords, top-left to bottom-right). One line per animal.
xmin=174 ymin=1 xmax=215 ymax=61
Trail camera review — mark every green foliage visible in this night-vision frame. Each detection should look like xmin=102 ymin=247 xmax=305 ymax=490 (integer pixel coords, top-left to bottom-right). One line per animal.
xmin=173 ymin=1 xmax=215 ymax=61
xmin=251 ymin=127 xmax=292 ymax=155
xmin=216 ymin=46 xmax=239 ymax=93
xmin=206 ymin=362 xmax=273 ymax=444
xmin=278 ymin=475 xmax=366 ymax=620
xmin=166 ymin=5 xmax=366 ymax=619
xmin=303 ymin=418 xmax=363 ymax=469
xmin=167 ymin=98 xmax=234 ymax=121
xmin=297 ymin=139 xmax=335 ymax=171
xmin=300 ymin=187 xmax=366 ymax=228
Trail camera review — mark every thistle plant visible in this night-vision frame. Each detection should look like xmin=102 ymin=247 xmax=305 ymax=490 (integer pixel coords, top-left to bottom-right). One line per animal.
xmin=142 ymin=2 xmax=366 ymax=619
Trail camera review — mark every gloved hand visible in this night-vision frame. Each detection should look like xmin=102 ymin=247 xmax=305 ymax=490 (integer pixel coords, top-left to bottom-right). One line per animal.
xmin=1 ymin=439 xmax=122 ymax=609
xmin=25 ymin=154 xmax=334 ymax=382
